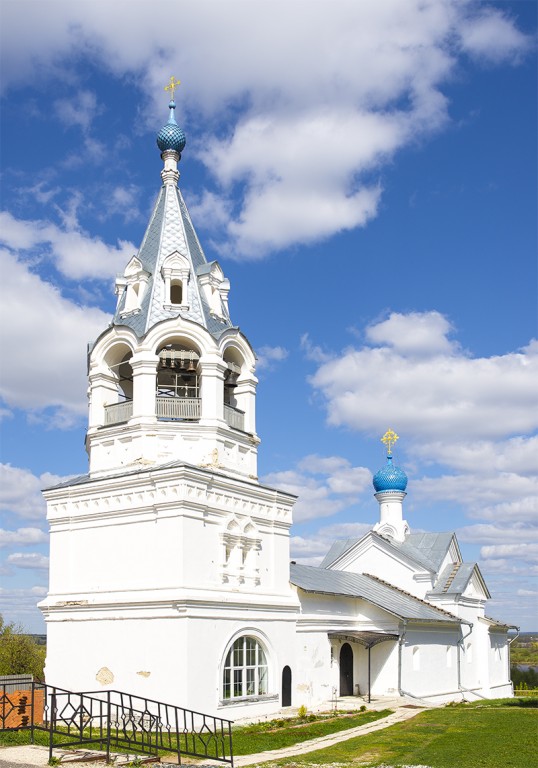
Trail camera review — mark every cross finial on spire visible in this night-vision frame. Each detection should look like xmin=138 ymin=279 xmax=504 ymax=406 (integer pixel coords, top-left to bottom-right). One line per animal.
xmin=164 ymin=76 xmax=181 ymax=101
xmin=381 ymin=428 xmax=399 ymax=455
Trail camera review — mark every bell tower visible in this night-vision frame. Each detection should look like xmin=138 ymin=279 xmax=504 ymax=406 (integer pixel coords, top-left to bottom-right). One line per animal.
xmin=40 ymin=83 xmax=298 ymax=711
xmin=86 ymin=85 xmax=259 ymax=480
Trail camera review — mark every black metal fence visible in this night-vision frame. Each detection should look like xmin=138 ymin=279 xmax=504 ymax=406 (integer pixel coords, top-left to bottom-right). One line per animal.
xmin=0 ymin=681 xmax=234 ymax=765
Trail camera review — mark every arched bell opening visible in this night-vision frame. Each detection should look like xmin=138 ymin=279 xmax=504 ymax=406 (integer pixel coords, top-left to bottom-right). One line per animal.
xmin=223 ymin=347 xmax=246 ymax=431
xmin=101 ymin=344 xmax=134 ymax=426
xmin=156 ymin=342 xmax=201 ymax=421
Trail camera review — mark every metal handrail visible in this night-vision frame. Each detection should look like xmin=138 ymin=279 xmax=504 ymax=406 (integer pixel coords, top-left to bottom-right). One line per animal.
xmin=0 ymin=682 xmax=234 ymax=766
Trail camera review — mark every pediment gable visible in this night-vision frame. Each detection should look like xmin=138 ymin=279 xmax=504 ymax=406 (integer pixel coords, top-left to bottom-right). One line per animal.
xmin=327 ymin=531 xmax=431 ymax=577
xmin=124 ymin=256 xmax=144 ymax=276
xmin=462 ymin=566 xmax=490 ymax=600
xmin=429 ymin=561 xmax=490 ymax=600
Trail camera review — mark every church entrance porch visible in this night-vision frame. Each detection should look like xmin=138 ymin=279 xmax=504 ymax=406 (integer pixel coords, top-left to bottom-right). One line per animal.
xmin=330 ymin=631 xmax=399 ymax=703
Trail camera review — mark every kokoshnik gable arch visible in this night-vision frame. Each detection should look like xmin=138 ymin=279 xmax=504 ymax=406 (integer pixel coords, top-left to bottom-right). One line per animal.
xmin=39 ymin=87 xmax=516 ymax=720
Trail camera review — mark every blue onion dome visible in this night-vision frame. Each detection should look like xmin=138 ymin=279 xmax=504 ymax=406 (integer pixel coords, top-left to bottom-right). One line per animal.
xmin=373 ymin=455 xmax=408 ymax=492
xmin=156 ymin=101 xmax=186 ymax=155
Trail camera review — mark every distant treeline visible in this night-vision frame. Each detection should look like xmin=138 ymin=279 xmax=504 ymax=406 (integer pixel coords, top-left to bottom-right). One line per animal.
xmin=27 ymin=635 xmax=47 ymax=646
xmin=510 ymin=635 xmax=538 ymax=666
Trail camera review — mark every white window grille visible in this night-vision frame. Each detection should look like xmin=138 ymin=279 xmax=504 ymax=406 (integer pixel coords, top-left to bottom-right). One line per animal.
xmin=223 ymin=636 xmax=268 ymax=700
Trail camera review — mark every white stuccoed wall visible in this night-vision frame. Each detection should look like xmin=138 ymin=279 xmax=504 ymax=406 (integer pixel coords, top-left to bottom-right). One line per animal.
xmin=41 ymin=462 xmax=300 ymax=718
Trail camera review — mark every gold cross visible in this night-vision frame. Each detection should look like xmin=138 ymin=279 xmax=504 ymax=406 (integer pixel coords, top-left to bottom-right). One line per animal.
xmin=164 ymin=76 xmax=181 ymax=100
xmin=381 ymin=428 xmax=399 ymax=455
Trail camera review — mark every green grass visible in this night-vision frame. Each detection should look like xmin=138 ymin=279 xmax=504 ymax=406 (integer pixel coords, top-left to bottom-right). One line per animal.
xmin=230 ymin=710 xmax=392 ymax=755
xmin=0 ymin=728 xmax=50 ymax=747
xmin=266 ymin=700 xmax=538 ymax=768
xmin=3 ymin=701 xmax=536 ymax=767
xmin=0 ymin=710 xmax=391 ymax=760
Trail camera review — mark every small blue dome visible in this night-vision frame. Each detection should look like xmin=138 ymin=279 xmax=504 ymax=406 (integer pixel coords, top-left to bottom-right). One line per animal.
xmin=373 ymin=455 xmax=408 ymax=492
xmin=156 ymin=101 xmax=186 ymax=154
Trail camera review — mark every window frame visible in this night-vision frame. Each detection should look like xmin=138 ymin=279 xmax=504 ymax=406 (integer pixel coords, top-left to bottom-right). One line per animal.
xmin=222 ymin=635 xmax=270 ymax=703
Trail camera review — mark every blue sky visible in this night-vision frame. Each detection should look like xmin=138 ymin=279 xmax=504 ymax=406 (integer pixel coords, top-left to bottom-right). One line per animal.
xmin=0 ymin=0 xmax=536 ymax=633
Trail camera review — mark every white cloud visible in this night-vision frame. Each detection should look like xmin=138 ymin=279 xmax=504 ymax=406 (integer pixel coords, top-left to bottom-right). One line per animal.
xmin=458 ymin=524 xmax=538 ymax=546
xmin=0 ymin=210 xmax=134 ymax=280
xmin=412 ymin=435 xmax=538 ymax=476
xmin=300 ymin=333 xmax=333 ymax=364
xmin=0 ymin=465 xmax=48 ymax=520
xmin=459 ymin=8 xmax=532 ymax=64
xmin=481 ymin=543 xmax=538 ymax=563
xmin=263 ymin=454 xmax=371 ymax=522
xmin=0 ymin=528 xmax=48 ymax=548
xmin=0 ymin=1 xmax=531 ymax=256
xmin=0 ymin=465 xmax=68 ymax=521
xmin=6 ymin=553 xmax=50 ymax=570
xmin=54 ymin=90 xmax=102 ymax=132
xmin=0 ymin=586 xmax=48 ymax=626
xmin=414 ymin=472 xmax=538 ymax=510
xmin=309 ymin=312 xmax=538 ymax=441
xmin=0 ymin=249 xmax=111 ymax=419
xmin=256 ymin=345 xmax=289 ymax=371
xmin=291 ymin=521 xmax=372 ymax=562
xmin=365 ymin=311 xmax=457 ymax=357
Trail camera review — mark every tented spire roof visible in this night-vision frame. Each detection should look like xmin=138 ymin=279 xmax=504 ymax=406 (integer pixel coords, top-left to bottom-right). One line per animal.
xmin=112 ymin=95 xmax=233 ymax=340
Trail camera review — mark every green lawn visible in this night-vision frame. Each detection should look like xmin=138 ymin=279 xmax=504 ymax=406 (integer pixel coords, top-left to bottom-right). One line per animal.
xmin=2 ymin=700 xmax=536 ymax=768
xmin=231 ymin=709 xmax=392 ymax=755
xmin=0 ymin=710 xmax=391 ymax=759
xmin=266 ymin=700 xmax=538 ymax=768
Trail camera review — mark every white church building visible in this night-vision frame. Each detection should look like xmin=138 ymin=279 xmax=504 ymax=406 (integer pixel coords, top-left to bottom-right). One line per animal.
xmin=39 ymin=91 xmax=515 ymax=720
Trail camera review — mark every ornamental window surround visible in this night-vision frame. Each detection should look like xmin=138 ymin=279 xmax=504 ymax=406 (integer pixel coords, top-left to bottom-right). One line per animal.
xmin=116 ymin=257 xmax=150 ymax=316
xmin=222 ymin=636 xmax=268 ymax=701
xmin=162 ymin=251 xmax=190 ymax=310
xmin=221 ymin=517 xmax=261 ymax=586
xmin=197 ymin=262 xmax=230 ymax=320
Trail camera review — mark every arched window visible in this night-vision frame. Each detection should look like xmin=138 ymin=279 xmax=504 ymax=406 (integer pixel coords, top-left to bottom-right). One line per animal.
xmin=223 ymin=636 xmax=268 ymax=700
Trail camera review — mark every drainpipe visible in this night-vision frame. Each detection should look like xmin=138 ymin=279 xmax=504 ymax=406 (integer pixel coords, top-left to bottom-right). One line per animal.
xmin=508 ymin=628 xmax=520 ymax=694
xmin=397 ymin=620 xmax=408 ymax=697
xmin=368 ymin=645 xmax=371 ymax=704
xmin=457 ymin=623 xmax=473 ymax=701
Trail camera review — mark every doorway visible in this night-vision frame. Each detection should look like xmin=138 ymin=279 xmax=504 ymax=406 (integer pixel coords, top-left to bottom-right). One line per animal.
xmin=339 ymin=643 xmax=353 ymax=696
xmin=282 ymin=665 xmax=292 ymax=706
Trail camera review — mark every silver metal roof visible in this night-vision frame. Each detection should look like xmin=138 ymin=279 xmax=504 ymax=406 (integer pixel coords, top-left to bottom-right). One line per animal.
xmin=321 ymin=531 xmax=456 ymax=575
xmin=429 ymin=562 xmax=491 ymax=599
xmin=320 ymin=537 xmax=359 ymax=568
xmin=290 ymin=563 xmax=463 ymax=624
xmin=396 ymin=532 xmax=455 ymax=572
xmin=113 ymin=184 xmax=233 ymax=340
xmin=483 ymin=616 xmax=519 ymax=631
